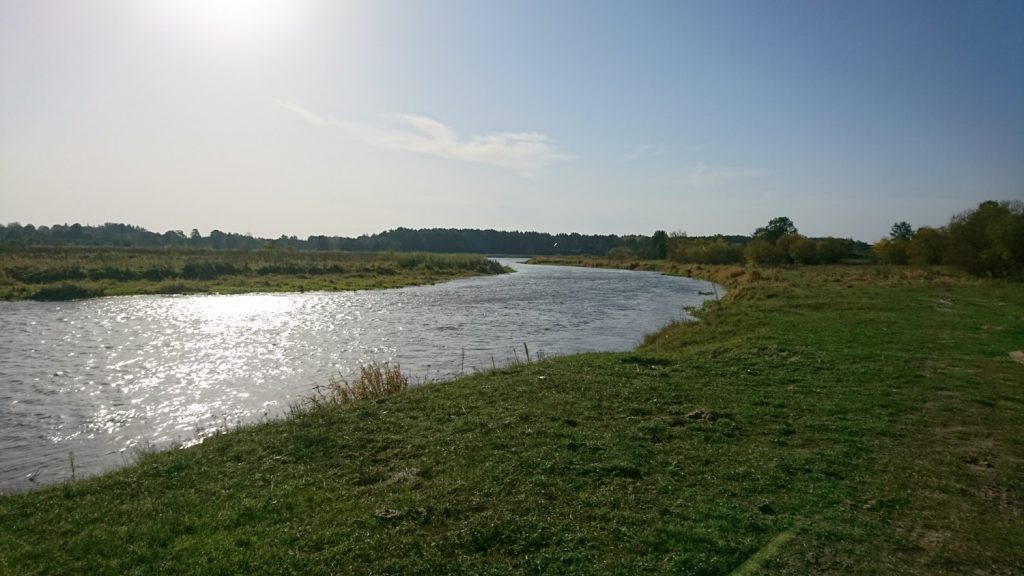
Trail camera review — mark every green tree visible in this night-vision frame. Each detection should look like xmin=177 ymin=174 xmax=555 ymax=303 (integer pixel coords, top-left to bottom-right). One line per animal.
xmin=873 ymin=238 xmax=909 ymax=265
xmin=745 ymin=238 xmax=787 ymax=265
xmin=815 ymin=237 xmax=851 ymax=264
xmin=787 ymin=235 xmax=819 ymax=265
xmin=907 ymin=227 xmax=946 ymax=265
xmin=668 ymin=237 xmax=744 ymax=264
xmin=607 ymin=246 xmax=637 ymax=260
xmin=945 ymin=200 xmax=1024 ymax=277
xmin=753 ymin=217 xmax=797 ymax=245
xmin=890 ymin=221 xmax=914 ymax=241
xmin=651 ymin=230 xmax=669 ymax=259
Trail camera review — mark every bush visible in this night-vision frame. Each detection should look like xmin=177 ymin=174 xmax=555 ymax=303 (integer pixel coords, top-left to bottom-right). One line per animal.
xmin=745 ymin=238 xmax=788 ymax=266
xmin=7 ymin=265 xmax=86 ymax=283
xmin=181 ymin=261 xmax=240 ymax=280
xmin=872 ymin=238 xmax=909 ymax=265
xmin=608 ymin=246 xmax=638 ymax=260
xmin=944 ymin=201 xmax=1024 ymax=278
xmin=33 ymin=283 xmax=102 ymax=301
xmin=306 ymin=363 xmax=409 ymax=407
xmin=667 ymin=237 xmax=744 ymax=264
xmin=815 ymin=238 xmax=851 ymax=264
xmin=787 ymin=236 xmax=819 ymax=265
xmin=907 ymin=227 xmax=946 ymax=265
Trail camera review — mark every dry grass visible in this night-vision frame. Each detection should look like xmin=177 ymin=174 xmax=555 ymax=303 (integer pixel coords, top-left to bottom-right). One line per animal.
xmin=304 ymin=362 xmax=409 ymax=408
xmin=0 ymin=247 xmax=506 ymax=301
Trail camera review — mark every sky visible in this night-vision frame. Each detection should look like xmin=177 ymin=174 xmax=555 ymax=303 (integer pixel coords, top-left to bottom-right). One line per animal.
xmin=1 ymin=0 xmax=1022 ymax=242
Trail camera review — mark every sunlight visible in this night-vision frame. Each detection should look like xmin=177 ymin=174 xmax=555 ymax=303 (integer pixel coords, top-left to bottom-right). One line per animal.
xmin=185 ymin=293 xmax=297 ymax=322
xmin=155 ymin=0 xmax=301 ymax=51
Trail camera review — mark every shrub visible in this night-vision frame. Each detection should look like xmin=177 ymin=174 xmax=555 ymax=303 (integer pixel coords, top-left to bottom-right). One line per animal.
xmin=33 ymin=283 xmax=102 ymax=301
xmin=608 ymin=246 xmax=638 ymax=260
xmin=668 ymin=237 xmax=745 ymax=264
xmin=907 ymin=227 xmax=946 ymax=265
xmin=944 ymin=200 xmax=1024 ymax=278
xmin=872 ymin=238 xmax=909 ymax=265
xmin=181 ymin=261 xmax=239 ymax=280
xmin=7 ymin=265 xmax=86 ymax=283
xmin=815 ymin=238 xmax=851 ymax=264
xmin=745 ymin=238 xmax=788 ymax=266
xmin=787 ymin=236 xmax=819 ymax=265
xmin=308 ymin=363 xmax=409 ymax=407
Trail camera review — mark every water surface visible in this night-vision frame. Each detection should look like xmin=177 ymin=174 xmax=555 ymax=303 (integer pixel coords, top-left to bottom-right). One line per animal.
xmin=0 ymin=260 xmax=718 ymax=492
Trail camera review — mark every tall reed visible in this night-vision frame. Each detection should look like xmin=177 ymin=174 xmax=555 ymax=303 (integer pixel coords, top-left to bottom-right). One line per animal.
xmin=307 ymin=362 xmax=409 ymax=408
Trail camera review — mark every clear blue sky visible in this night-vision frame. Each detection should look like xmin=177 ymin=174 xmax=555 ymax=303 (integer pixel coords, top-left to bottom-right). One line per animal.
xmin=1 ymin=0 xmax=1021 ymax=241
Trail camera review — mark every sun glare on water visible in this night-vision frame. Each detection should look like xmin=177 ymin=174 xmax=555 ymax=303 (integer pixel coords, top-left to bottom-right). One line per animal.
xmin=183 ymin=293 xmax=299 ymax=324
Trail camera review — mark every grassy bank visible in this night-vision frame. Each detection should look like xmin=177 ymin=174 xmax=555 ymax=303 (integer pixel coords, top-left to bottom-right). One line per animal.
xmin=0 ymin=265 xmax=1021 ymax=574
xmin=0 ymin=247 xmax=506 ymax=301
xmin=528 ymin=255 xmax=784 ymax=288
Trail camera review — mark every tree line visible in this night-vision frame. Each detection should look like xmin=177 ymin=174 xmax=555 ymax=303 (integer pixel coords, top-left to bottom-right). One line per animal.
xmin=0 ymin=221 xmax=770 ymax=261
xmin=610 ymin=200 xmax=1020 ymax=279
xmin=872 ymin=200 xmax=1023 ymax=278
xmin=0 ymin=223 xmax=625 ymax=256
xmin=3 ymin=200 xmax=1019 ymax=278
xmin=598 ymin=218 xmax=869 ymax=266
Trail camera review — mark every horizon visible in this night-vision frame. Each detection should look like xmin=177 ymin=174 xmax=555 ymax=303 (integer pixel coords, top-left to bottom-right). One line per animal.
xmin=3 ymin=219 xmax=879 ymax=245
xmin=2 ymin=1 xmax=1022 ymax=243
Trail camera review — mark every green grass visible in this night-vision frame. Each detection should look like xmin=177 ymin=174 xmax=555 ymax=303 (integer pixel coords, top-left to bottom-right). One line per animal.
xmin=0 ymin=264 xmax=1020 ymax=575
xmin=0 ymin=246 xmax=507 ymax=300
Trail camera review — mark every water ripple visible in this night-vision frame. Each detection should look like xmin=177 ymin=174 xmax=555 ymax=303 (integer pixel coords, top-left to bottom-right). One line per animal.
xmin=0 ymin=260 xmax=719 ymax=492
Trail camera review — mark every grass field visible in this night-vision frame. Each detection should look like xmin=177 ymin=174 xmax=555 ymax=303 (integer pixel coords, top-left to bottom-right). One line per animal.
xmin=0 ymin=247 xmax=506 ymax=300
xmin=0 ymin=263 xmax=1020 ymax=575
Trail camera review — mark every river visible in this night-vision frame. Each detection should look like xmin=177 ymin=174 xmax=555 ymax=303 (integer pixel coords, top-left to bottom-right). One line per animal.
xmin=0 ymin=260 xmax=719 ymax=492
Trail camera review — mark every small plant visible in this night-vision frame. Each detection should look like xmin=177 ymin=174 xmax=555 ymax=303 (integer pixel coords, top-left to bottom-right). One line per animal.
xmin=309 ymin=362 xmax=409 ymax=407
xmin=32 ymin=283 xmax=102 ymax=301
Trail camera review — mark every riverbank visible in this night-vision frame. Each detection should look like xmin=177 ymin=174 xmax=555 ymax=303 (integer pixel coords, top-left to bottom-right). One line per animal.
xmin=0 ymin=261 xmax=707 ymax=491
xmin=0 ymin=265 xmax=1020 ymax=574
xmin=0 ymin=247 xmax=507 ymax=301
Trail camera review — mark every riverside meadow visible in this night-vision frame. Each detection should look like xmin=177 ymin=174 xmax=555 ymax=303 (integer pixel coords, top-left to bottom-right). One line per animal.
xmin=0 ymin=260 xmax=1020 ymax=575
xmin=0 ymin=247 xmax=507 ymax=301
xmin=5 ymin=2 xmax=1023 ymax=573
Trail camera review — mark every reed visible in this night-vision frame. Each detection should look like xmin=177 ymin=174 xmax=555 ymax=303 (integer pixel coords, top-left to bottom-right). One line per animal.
xmin=307 ymin=362 xmax=409 ymax=407
xmin=0 ymin=246 xmax=506 ymax=300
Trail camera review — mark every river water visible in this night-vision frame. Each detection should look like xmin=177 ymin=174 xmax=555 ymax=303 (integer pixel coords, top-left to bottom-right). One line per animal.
xmin=0 ymin=260 xmax=719 ymax=492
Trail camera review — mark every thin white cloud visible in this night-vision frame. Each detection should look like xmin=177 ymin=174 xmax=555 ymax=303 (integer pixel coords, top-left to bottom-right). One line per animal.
xmin=686 ymin=161 xmax=769 ymax=188
xmin=278 ymin=101 xmax=573 ymax=175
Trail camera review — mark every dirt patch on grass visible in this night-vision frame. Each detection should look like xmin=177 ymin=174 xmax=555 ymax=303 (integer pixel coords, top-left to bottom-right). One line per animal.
xmin=1009 ymin=350 xmax=1024 ymax=364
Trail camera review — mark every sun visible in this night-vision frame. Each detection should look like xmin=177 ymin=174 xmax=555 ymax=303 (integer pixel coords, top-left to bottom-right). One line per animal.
xmin=155 ymin=0 xmax=300 ymax=52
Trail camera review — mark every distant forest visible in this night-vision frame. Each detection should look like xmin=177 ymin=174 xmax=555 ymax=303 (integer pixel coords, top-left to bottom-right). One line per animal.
xmin=0 ymin=222 xmax=767 ymax=257
xmin=6 ymin=202 xmax=1019 ymax=279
